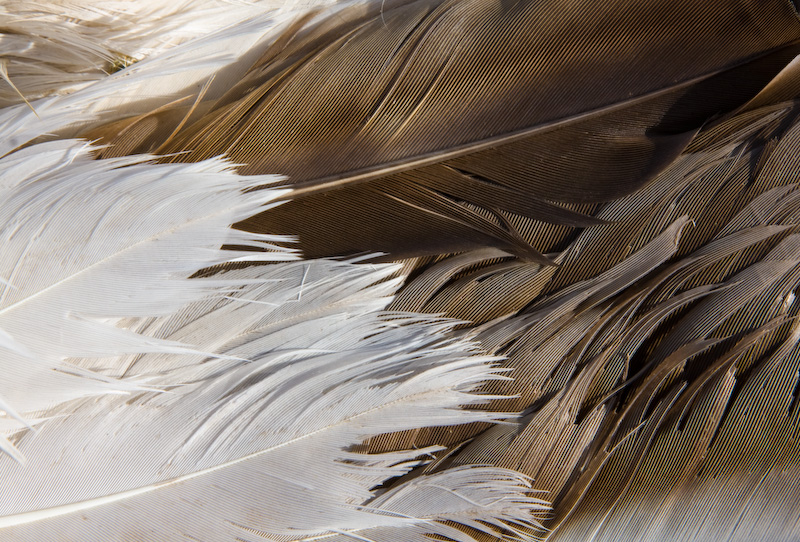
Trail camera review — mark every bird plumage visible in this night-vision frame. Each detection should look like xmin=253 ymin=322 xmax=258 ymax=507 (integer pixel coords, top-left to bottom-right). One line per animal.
xmin=86 ymin=0 xmax=800 ymax=262
xmin=3 ymin=0 xmax=800 ymax=540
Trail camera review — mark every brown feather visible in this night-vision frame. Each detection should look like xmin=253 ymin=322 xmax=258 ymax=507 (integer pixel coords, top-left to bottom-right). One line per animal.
xmin=89 ymin=0 xmax=800 ymax=260
xmin=371 ymin=96 xmax=800 ymax=540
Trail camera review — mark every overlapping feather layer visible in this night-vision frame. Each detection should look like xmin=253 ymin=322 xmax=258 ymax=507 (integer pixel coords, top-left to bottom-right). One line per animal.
xmin=0 ymin=258 xmax=547 ymax=541
xmin=5 ymin=0 xmax=800 ymax=541
xmin=0 ymin=4 xmax=548 ymax=541
xmin=0 ymin=137 xmax=296 ymax=457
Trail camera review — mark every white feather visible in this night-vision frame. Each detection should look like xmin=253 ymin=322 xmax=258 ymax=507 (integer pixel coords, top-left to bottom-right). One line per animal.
xmin=0 ymin=138 xmax=294 ymax=439
xmin=0 ymin=261 xmax=546 ymax=541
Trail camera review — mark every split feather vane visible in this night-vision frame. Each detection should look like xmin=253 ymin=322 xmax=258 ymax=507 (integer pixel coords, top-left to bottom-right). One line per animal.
xmin=0 ymin=260 xmax=547 ymax=542
xmin=374 ymin=90 xmax=800 ymax=540
xmin=0 ymin=137 xmax=294 ymax=457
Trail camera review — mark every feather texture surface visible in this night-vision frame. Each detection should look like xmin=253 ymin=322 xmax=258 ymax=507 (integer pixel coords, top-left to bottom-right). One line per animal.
xmin=0 ymin=260 xmax=546 ymax=542
xmin=5 ymin=0 xmax=800 ymax=541
xmin=375 ymin=80 xmax=800 ymax=540
xmin=89 ymin=0 xmax=800 ymax=260
xmin=0 ymin=137 xmax=295 ymax=458
xmin=0 ymin=0 xmax=341 ymax=108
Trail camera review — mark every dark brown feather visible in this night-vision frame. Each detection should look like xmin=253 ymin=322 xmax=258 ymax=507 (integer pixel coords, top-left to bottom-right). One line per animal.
xmin=89 ymin=0 xmax=800 ymax=260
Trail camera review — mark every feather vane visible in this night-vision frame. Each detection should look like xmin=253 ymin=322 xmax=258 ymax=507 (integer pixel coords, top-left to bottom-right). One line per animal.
xmin=0 ymin=261 xmax=546 ymax=542
xmin=0 ymin=138 xmax=292 ymax=442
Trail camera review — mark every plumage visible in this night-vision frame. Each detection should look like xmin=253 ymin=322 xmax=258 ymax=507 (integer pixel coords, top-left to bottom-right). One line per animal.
xmin=0 ymin=0 xmax=338 ymax=108
xmin=0 ymin=260 xmax=547 ymax=541
xmin=5 ymin=0 xmax=800 ymax=541
xmin=88 ymin=0 xmax=800 ymax=261
xmin=371 ymin=87 xmax=800 ymax=540
xmin=0 ymin=136 xmax=292 ymax=459
xmin=0 ymin=99 xmax=547 ymax=539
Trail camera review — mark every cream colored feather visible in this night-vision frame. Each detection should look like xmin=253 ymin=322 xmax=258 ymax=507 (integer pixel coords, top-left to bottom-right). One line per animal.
xmin=0 ymin=0 xmax=340 ymax=107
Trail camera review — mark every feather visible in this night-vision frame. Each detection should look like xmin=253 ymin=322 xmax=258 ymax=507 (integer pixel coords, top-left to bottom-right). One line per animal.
xmin=87 ymin=0 xmax=800 ymax=261
xmin=546 ymin=319 xmax=800 ymax=542
xmin=0 ymin=138 xmax=293 ymax=452
xmin=0 ymin=260 xmax=547 ymax=541
xmin=0 ymin=10 xmax=550 ymax=540
xmin=7 ymin=0 xmax=800 ymax=540
xmin=0 ymin=3 xmax=337 ymax=157
xmin=0 ymin=0 xmax=340 ymax=108
xmin=378 ymin=82 xmax=800 ymax=540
